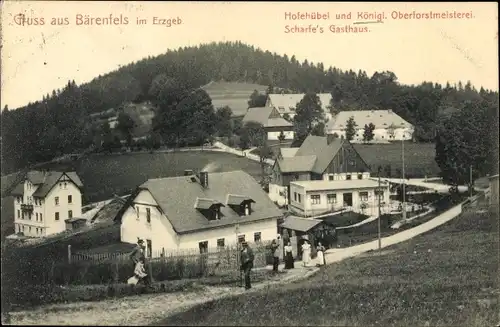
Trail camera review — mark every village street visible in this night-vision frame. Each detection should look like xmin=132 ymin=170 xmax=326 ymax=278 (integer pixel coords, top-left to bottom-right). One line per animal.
xmin=8 ymin=193 xmax=470 ymax=326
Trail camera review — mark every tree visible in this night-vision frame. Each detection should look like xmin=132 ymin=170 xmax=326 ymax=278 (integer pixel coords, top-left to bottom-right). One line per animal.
xmin=248 ymin=90 xmax=268 ymax=108
xmin=293 ymin=93 xmax=324 ymax=141
xmin=387 ymin=123 xmax=396 ymax=139
xmin=384 ymin=164 xmax=392 ymax=178
xmin=215 ymin=106 xmax=233 ymax=138
xmin=435 ymin=101 xmax=491 ymax=193
xmin=311 ymin=121 xmax=325 ymax=136
xmin=362 ymin=123 xmax=375 ymax=142
xmin=255 ymin=143 xmax=273 ymax=183
xmin=239 ymin=121 xmax=266 ymax=148
xmin=116 ymin=113 xmax=135 ymax=146
xmin=278 ymin=131 xmax=286 ymax=143
xmin=345 ymin=116 xmax=357 ymax=141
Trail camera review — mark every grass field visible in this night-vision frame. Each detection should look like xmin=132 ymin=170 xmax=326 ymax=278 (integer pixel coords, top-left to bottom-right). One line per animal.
xmin=202 ymin=81 xmax=267 ymax=116
xmin=159 ymin=205 xmax=499 ymax=326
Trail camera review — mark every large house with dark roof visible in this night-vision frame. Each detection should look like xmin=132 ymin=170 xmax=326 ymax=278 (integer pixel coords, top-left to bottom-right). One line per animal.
xmin=326 ymin=109 xmax=414 ymax=142
xmin=9 ymin=171 xmax=83 ymax=237
xmin=242 ymin=107 xmax=294 ymax=141
xmin=117 ymin=170 xmax=282 ymax=256
xmin=269 ymin=134 xmax=390 ymax=217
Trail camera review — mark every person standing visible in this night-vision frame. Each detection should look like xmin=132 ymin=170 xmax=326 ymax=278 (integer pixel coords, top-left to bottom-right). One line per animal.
xmin=316 ymin=241 xmax=326 ymax=266
xmin=301 ymin=239 xmax=311 ymax=267
xmin=284 ymin=241 xmax=294 ymax=269
xmin=240 ymin=241 xmax=254 ymax=290
xmin=271 ymin=238 xmax=280 ymax=273
xmin=129 ymin=238 xmax=151 ymax=287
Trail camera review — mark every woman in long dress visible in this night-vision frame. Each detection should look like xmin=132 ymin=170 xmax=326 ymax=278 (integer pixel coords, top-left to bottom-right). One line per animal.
xmin=316 ymin=242 xmax=326 ymax=266
xmin=301 ymin=240 xmax=311 ymax=267
xmin=284 ymin=241 xmax=294 ymax=269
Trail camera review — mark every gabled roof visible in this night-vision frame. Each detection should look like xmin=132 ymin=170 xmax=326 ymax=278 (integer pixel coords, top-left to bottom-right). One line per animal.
xmin=134 ymin=170 xmax=282 ymax=234
xmin=276 ymin=135 xmax=350 ymax=175
xmin=267 ymin=93 xmax=332 ymax=114
xmin=10 ymin=171 xmax=83 ymax=198
xmin=242 ymin=107 xmax=292 ymax=128
xmin=280 ymin=148 xmax=299 ymax=158
xmin=280 ymin=216 xmax=324 ymax=232
xmin=326 ymin=110 xmax=413 ymax=130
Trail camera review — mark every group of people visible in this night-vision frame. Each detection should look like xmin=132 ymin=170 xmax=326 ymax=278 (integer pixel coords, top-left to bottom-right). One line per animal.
xmin=271 ymin=237 xmax=327 ymax=271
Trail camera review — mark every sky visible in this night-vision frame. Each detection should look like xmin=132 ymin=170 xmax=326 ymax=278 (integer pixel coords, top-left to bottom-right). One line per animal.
xmin=1 ymin=1 xmax=498 ymax=109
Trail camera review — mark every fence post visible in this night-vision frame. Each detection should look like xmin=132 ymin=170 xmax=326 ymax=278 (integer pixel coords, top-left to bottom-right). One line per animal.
xmin=67 ymin=244 xmax=72 ymax=264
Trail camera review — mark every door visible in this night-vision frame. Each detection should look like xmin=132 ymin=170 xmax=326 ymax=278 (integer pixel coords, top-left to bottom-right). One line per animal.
xmin=343 ymin=193 xmax=353 ymax=207
xmin=146 ymin=239 xmax=152 ymax=258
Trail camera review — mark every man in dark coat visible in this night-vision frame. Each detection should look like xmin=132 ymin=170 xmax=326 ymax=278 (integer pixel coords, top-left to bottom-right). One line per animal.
xmin=271 ymin=238 xmax=280 ymax=273
xmin=129 ymin=238 xmax=150 ymax=286
xmin=240 ymin=241 xmax=254 ymax=290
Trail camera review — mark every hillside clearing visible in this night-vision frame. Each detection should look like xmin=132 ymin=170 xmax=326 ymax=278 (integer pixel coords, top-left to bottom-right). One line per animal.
xmin=158 ymin=206 xmax=499 ymax=326
xmin=202 ymin=81 xmax=267 ymax=116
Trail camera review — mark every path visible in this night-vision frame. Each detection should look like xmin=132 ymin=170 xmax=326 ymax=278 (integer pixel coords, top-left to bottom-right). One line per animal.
xmin=381 ymin=178 xmax=470 ymax=193
xmin=7 ymin=199 xmax=468 ymax=325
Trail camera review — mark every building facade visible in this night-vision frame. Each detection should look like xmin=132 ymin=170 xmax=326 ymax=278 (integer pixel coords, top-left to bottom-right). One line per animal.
xmin=269 ymin=134 xmax=390 ymax=217
xmin=242 ymin=107 xmax=294 ymax=141
xmin=289 ymin=178 xmax=390 ymax=217
xmin=10 ymin=171 xmax=83 ymax=237
xmin=266 ymin=93 xmax=333 ymax=121
xmin=326 ymin=110 xmax=414 ymax=142
xmin=118 ymin=170 xmax=282 ymax=257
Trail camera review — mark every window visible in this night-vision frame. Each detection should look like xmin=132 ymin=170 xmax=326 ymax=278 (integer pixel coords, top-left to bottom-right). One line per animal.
xmin=40 ymin=213 xmax=43 ymax=222
xmin=29 ymin=226 xmax=31 ymax=233
xmin=55 ymin=212 xmax=60 ymax=221
xmin=199 ymin=241 xmax=208 ymax=254
xmin=68 ymin=210 xmax=73 ymax=218
xmin=375 ymin=190 xmax=384 ymax=200
xmin=244 ymin=204 xmax=250 ymax=216
xmin=22 ymin=225 xmax=25 ymax=232
xmin=217 ymin=238 xmax=225 ymax=248
xmin=357 ymin=174 xmax=363 ymax=180
xmin=254 ymin=232 xmax=262 ymax=243
xmin=17 ymin=210 xmax=20 ymax=218
xmin=68 ymin=195 xmax=72 ymax=204
xmin=17 ymin=197 xmax=20 ymax=203
xmin=329 ymin=175 xmax=334 ymax=181
xmin=146 ymin=207 xmax=151 ymax=223
xmin=311 ymin=195 xmax=321 ymax=205
xmin=64 ymin=182 xmax=67 ymax=189
xmin=238 ymin=235 xmax=246 ymax=244
xmin=359 ymin=192 xmax=369 ymax=201
xmin=17 ymin=225 xmax=21 ymax=233
xmin=36 ymin=213 xmax=39 ymax=221
xmin=294 ymin=192 xmax=297 ymax=201
xmin=327 ymin=194 xmax=337 ymax=204
xmin=346 ymin=174 xmax=352 ymax=180
xmin=298 ymin=194 xmax=302 ymax=203
xmin=55 ymin=197 xmax=59 ymax=206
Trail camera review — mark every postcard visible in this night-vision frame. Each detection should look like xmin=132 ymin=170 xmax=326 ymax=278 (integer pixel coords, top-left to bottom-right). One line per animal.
xmin=1 ymin=1 xmax=498 ymax=326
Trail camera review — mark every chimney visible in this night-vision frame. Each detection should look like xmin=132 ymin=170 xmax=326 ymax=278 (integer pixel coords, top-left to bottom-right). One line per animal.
xmin=327 ymin=133 xmax=336 ymax=145
xmin=184 ymin=169 xmax=194 ymax=176
xmin=199 ymin=171 xmax=209 ymax=188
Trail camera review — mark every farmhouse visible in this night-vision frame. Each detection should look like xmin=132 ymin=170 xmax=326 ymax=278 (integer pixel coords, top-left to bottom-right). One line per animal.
xmin=266 ymin=93 xmax=333 ymax=120
xmin=242 ymin=107 xmax=294 ymax=141
xmin=269 ymin=134 xmax=390 ymax=217
xmin=117 ymin=170 xmax=283 ymax=257
xmin=9 ymin=171 xmax=83 ymax=238
xmin=326 ymin=109 xmax=414 ymax=142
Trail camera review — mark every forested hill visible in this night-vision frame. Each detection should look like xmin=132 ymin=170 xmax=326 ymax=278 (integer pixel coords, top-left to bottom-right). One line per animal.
xmin=1 ymin=41 xmax=498 ymax=175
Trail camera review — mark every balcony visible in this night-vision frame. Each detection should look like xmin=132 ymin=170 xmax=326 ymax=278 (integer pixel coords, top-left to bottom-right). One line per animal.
xmin=21 ymin=204 xmax=34 ymax=212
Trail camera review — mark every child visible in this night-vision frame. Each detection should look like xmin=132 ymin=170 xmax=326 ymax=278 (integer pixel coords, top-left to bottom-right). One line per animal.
xmin=127 ymin=259 xmax=148 ymax=285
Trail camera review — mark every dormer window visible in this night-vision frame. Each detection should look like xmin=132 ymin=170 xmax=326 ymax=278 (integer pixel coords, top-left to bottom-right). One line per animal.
xmin=195 ymin=197 xmax=225 ymax=221
xmin=226 ymin=194 xmax=255 ymax=216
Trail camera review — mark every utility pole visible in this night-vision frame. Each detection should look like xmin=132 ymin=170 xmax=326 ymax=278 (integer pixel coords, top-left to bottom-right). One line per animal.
xmin=377 ymin=167 xmax=382 ymax=253
xmin=402 ymin=139 xmax=406 ymax=221
xmin=469 ymin=165 xmax=473 ymax=198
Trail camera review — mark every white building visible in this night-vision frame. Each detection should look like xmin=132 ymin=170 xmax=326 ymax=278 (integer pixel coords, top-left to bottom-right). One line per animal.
xmin=269 ymin=134 xmax=390 ymax=217
xmin=326 ymin=109 xmax=414 ymax=142
xmin=117 ymin=170 xmax=283 ymax=257
xmin=266 ymin=93 xmax=333 ymax=121
xmin=289 ymin=179 xmax=390 ymax=217
xmin=242 ymin=107 xmax=294 ymax=141
xmin=10 ymin=171 xmax=83 ymax=237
